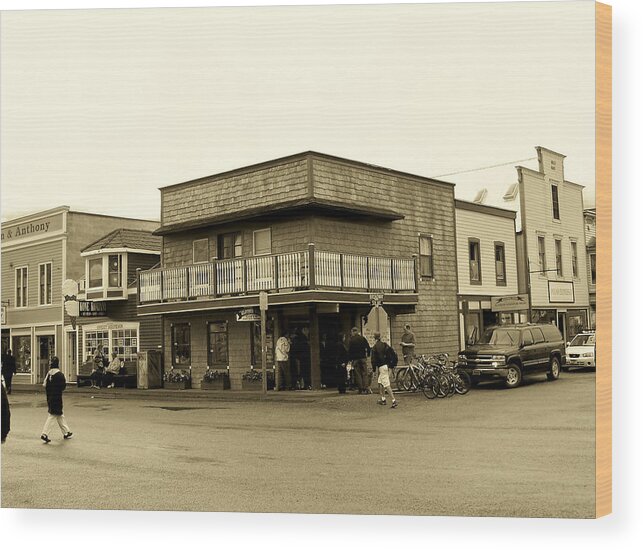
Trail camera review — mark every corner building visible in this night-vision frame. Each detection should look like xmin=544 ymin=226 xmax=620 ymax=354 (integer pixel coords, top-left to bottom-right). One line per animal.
xmin=137 ymin=152 xmax=460 ymax=389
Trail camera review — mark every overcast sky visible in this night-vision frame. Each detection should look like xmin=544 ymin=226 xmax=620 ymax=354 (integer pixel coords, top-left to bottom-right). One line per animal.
xmin=0 ymin=1 xmax=596 ymax=222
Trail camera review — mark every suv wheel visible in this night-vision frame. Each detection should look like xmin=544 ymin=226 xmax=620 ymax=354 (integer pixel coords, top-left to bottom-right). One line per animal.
xmin=505 ymin=364 xmax=522 ymax=389
xmin=547 ymin=356 xmax=561 ymax=381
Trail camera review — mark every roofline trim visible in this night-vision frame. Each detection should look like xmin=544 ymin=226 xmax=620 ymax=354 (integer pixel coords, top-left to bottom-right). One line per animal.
xmin=455 ymin=199 xmax=517 ymax=219
xmin=81 ymin=248 xmax=161 ymax=257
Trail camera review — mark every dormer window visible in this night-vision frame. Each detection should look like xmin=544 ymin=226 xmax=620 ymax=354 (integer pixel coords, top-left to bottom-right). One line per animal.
xmin=89 ymin=258 xmax=103 ymax=288
xmin=108 ymin=255 xmax=122 ymax=287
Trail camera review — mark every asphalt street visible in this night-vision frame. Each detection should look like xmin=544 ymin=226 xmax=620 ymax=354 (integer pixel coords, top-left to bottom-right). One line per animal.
xmin=1 ymin=369 xmax=596 ymax=517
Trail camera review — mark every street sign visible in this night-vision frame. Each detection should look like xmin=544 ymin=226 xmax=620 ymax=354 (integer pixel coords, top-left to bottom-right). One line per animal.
xmin=259 ymin=291 xmax=268 ymax=311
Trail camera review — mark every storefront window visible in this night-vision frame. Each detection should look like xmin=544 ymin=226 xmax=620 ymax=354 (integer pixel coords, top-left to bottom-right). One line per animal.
xmin=208 ymin=322 xmax=229 ymax=367
xmin=12 ymin=335 xmax=31 ymax=374
xmin=566 ymin=310 xmax=588 ymax=340
xmin=84 ymin=331 xmax=109 ymax=361
xmin=531 ymin=309 xmax=557 ymax=325
xmin=251 ymin=319 xmax=274 ymax=368
xmin=112 ymin=329 xmax=138 ymax=362
xmin=172 ymin=323 xmax=191 ymax=366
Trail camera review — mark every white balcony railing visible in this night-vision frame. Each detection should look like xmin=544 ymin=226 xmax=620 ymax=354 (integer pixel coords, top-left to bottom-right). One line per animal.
xmin=138 ymin=247 xmax=416 ymax=304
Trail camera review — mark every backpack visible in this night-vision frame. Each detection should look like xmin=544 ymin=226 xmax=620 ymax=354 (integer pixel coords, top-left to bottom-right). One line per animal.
xmin=385 ymin=344 xmax=398 ymax=369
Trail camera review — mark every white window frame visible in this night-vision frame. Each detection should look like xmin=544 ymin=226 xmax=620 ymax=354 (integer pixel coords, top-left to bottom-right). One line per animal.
xmin=107 ymin=254 xmax=123 ymax=288
xmin=82 ymin=321 xmax=140 ymax=368
xmin=551 ymin=182 xmax=561 ymax=221
xmin=85 ymin=253 xmax=127 ymax=291
xmin=192 ymin=238 xmax=210 ymax=264
xmin=38 ymin=262 xmax=53 ymax=306
xmin=15 ymin=266 xmax=28 ymax=308
xmin=87 ymin=257 xmax=104 ymax=289
xmin=570 ymin=239 xmax=579 ymax=279
xmin=554 ymin=237 xmax=564 ymax=277
xmin=252 ymin=228 xmax=272 ymax=256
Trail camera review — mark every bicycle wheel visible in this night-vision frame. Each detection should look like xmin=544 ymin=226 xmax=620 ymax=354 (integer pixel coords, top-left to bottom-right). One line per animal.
xmin=435 ymin=373 xmax=452 ymax=398
xmin=454 ymin=369 xmax=471 ymax=395
xmin=421 ymin=372 xmax=438 ymax=399
xmin=395 ymin=368 xmax=409 ymax=391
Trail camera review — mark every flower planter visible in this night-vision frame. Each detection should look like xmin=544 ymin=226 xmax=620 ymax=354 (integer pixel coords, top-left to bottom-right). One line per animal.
xmin=164 ymin=380 xmax=191 ymax=390
xmin=201 ymin=378 xmax=230 ymax=390
xmin=241 ymin=379 xmax=263 ymax=391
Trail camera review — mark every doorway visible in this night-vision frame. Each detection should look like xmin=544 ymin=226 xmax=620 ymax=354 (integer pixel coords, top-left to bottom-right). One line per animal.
xmin=37 ymin=335 xmax=55 ymax=383
xmin=557 ymin=312 xmax=567 ymax=343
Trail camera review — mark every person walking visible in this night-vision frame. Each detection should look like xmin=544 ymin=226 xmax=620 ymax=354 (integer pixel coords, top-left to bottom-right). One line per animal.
xmin=371 ymin=332 xmax=398 ymax=408
xmin=40 ymin=357 xmax=73 ymax=443
xmin=2 ymin=349 xmax=17 ymax=395
xmin=275 ymin=334 xmax=291 ymax=390
xmin=399 ymin=324 xmax=417 ymax=365
xmin=347 ymin=327 xmax=371 ymax=394
xmin=1 ymin=381 xmax=10 ymax=443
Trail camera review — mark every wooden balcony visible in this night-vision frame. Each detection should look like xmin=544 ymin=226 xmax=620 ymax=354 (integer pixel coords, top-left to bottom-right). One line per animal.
xmin=138 ymin=245 xmax=417 ymax=307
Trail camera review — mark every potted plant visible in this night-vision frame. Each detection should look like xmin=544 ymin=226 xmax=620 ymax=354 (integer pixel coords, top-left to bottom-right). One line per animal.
xmin=201 ymin=367 xmax=230 ymax=390
xmin=163 ymin=369 xmax=191 ymax=390
xmin=241 ymin=367 xmax=275 ymax=391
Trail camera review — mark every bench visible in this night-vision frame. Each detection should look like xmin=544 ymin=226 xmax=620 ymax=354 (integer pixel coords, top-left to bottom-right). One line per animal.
xmin=76 ymin=360 xmax=138 ymax=389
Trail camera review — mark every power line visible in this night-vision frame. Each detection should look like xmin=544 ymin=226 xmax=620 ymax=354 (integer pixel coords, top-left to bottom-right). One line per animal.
xmin=432 ymin=157 xmax=537 ymax=179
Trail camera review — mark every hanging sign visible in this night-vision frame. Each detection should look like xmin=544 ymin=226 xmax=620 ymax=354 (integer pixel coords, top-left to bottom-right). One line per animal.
xmin=491 ymin=294 xmax=530 ymax=312
xmin=236 ymin=308 xmax=261 ymax=322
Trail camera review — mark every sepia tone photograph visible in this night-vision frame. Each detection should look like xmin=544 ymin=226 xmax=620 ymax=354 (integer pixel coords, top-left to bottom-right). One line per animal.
xmin=1 ymin=0 xmax=607 ymax=521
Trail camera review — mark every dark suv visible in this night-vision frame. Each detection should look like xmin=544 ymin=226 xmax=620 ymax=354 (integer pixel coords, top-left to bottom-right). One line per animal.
xmin=457 ymin=324 xmax=565 ymax=388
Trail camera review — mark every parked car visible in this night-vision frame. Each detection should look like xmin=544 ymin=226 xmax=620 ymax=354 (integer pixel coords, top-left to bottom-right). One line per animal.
xmin=457 ymin=323 xmax=565 ymax=389
xmin=564 ymin=331 xmax=596 ymax=369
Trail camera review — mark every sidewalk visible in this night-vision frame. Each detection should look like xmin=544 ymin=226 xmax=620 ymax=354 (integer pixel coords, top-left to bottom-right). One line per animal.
xmin=10 ymin=383 xmax=341 ymax=403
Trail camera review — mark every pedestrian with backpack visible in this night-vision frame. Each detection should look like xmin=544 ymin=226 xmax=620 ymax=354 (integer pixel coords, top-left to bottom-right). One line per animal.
xmin=371 ymin=332 xmax=398 ymax=409
xmin=41 ymin=357 xmax=73 ymax=443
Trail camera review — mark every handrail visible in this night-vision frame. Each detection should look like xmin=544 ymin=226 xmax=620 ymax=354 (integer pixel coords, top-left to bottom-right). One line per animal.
xmin=138 ymin=248 xmax=416 ymax=303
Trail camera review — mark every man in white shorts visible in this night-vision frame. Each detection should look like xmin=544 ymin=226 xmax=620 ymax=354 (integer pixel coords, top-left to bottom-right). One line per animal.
xmin=371 ymin=332 xmax=398 ymax=409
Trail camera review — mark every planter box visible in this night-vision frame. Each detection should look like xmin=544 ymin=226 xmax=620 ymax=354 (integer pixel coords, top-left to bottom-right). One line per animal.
xmin=201 ymin=378 xmax=230 ymax=390
xmin=164 ymin=380 xmax=191 ymax=390
xmin=241 ymin=379 xmax=263 ymax=391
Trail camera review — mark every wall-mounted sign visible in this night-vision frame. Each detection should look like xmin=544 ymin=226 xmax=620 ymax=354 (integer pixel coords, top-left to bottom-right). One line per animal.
xmin=548 ymin=281 xmax=575 ymax=304
xmin=1 ymin=305 xmax=6 ymax=325
xmin=1 ymin=213 xmax=64 ymax=243
xmin=79 ymin=301 xmax=108 ymax=317
xmin=491 ymin=294 xmax=530 ymax=312
xmin=369 ymin=293 xmax=384 ymax=307
xmin=236 ymin=308 xmax=261 ymax=322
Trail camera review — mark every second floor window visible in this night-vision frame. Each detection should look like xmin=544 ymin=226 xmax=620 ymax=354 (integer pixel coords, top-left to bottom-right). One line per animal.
xmin=15 ymin=266 xmax=28 ymax=308
xmin=108 ymin=255 xmax=122 ymax=287
xmin=253 ymin=228 xmax=272 ymax=256
xmin=538 ymin=236 xmax=547 ymax=274
xmin=172 ymin=323 xmax=191 ymax=367
xmin=193 ymin=239 xmax=209 ymax=263
xmin=39 ymin=263 xmax=52 ymax=305
xmin=590 ymin=253 xmax=596 ymax=285
xmin=419 ymin=235 xmax=434 ymax=278
xmin=468 ymin=239 xmax=481 ymax=284
xmin=551 ymin=184 xmax=560 ymax=220
xmin=88 ymin=258 xmax=103 ymax=288
xmin=555 ymin=239 xmax=563 ymax=277
xmin=571 ymin=241 xmax=579 ymax=278
xmin=494 ymin=243 xmax=506 ymax=285
xmin=218 ymin=232 xmax=242 ymax=260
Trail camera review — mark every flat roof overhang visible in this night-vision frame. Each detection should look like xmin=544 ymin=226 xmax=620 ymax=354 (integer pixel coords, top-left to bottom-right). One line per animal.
xmin=153 ymin=198 xmax=404 ymax=236
xmin=137 ymin=290 xmax=418 ymax=316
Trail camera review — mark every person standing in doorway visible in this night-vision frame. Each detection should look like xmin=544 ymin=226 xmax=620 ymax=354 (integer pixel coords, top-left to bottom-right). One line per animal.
xmin=347 ymin=327 xmax=371 ymax=394
xmin=275 ymin=334 xmax=292 ymax=390
xmin=1 ymin=349 xmax=17 ymax=395
xmin=371 ymin=332 xmax=398 ymax=408
xmin=40 ymin=357 xmax=73 ymax=443
xmin=399 ymin=324 xmax=416 ymax=365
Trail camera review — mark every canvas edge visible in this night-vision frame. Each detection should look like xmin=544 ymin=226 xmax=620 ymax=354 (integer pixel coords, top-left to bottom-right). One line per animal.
xmin=595 ymin=0 xmax=612 ymax=519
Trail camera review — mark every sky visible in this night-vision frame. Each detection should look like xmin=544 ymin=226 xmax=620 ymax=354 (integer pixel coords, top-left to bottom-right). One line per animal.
xmin=0 ymin=0 xmax=596 ymax=222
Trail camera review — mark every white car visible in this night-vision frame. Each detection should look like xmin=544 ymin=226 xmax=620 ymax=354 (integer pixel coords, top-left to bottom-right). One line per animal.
xmin=565 ymin=332 xmax=596 ymax=369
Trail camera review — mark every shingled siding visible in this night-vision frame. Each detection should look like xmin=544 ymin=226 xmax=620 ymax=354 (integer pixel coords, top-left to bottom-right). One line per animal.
xmin=309 ymin=157 xmax=459 ymax=357
xmin=162 ymin=218 xmax=310 ymax=268
xmin=161 ymin=158 xmax=310 ymax=227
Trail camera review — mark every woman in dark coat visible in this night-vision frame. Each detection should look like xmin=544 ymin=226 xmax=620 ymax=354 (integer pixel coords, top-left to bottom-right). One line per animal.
xmin=41 ymin=357 xmax=73 ymax=443
xmin=1 ymin=382 xmax=10 ymax=443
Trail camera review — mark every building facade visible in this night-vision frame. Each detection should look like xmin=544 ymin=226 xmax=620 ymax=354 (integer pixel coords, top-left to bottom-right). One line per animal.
xmin=73 ymin=229 xmax=162 ymax=379
xmin=137 ymin=152 xmax=460 ymax=389
xmin=1 ymin=207 xmax=158 ymax=384
xmin=514 ymin=147 xmax=591 ymax=341
xmin=584 ymin=208 xmax=596 ymax=329
xmin=455 ymin=200 xmax=524 ymax=349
